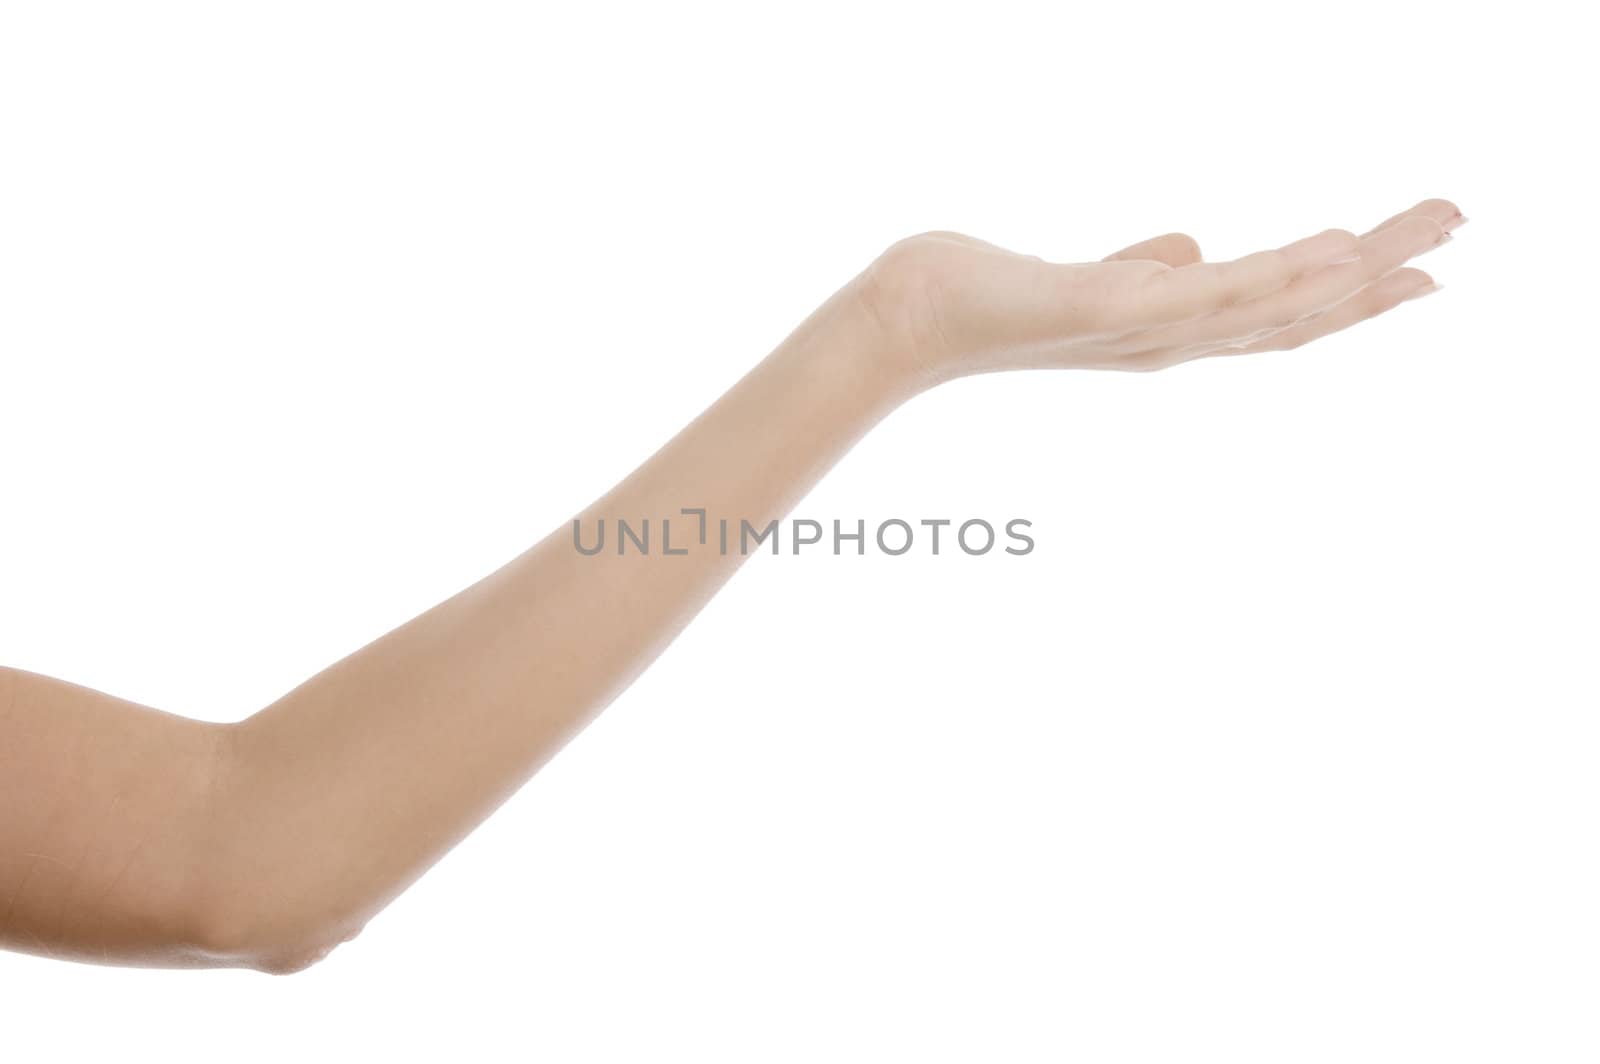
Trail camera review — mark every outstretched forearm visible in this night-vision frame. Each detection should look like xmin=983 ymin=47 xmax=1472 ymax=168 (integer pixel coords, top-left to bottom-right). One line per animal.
xmin=196 ymin=280 xmax=908 ymax=971
xmin=1 ymin=271 xmax=908 ymax=974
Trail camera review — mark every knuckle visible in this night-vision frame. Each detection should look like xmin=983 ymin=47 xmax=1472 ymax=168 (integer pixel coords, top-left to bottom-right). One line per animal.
xmin=1399 ymin=215 xmax=1447 ymax=245
xmin=1323 ymin=228 xmax=1360 ymax=256
xmin=1212 ymin=261 xmax=1246 ymax=306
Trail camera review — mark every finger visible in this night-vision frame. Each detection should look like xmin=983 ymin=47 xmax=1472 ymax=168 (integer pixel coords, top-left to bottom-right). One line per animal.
xmin=1102 ymin=232 xmax=1202 ymax=267
xmin=1231 ymin=268 xmax=1439 ymax=355
xmin=1135 ymin=215 xmax=1448 ymax=354
xmin=1362 ymin=197 xmax=1466 ymax=237
xmin=1124 ymin=268 xmax=1438 ymax=371
xmin=1121 ymin=227 xmax=1361 ymax=327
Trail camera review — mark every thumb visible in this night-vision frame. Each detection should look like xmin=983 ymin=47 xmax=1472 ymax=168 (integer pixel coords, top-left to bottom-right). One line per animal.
xmin=1102 ymin=232 xmax=1202 ymax=267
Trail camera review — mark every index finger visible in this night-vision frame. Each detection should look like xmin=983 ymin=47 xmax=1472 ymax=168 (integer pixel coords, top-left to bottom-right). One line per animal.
xmin=1362 ymin=197 xmax=1465 ymax=237
xmin=1123 ymin=226 xmax=1360 ymax=327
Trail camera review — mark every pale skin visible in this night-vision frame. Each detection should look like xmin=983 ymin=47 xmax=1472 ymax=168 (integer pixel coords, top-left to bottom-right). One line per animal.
xmin=0 ymin=198 xmax=1462 ymax=973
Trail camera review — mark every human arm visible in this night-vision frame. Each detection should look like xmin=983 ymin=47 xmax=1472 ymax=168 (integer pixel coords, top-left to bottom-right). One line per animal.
xmin=0 ymin=199 xmax=1462 ymax=973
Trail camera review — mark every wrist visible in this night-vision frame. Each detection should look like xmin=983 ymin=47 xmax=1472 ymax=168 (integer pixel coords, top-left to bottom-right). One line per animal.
xmin=849 ymin=236 xmax=968 ymax=396
xmin=779 ymin=271 xmax=929 ymax=415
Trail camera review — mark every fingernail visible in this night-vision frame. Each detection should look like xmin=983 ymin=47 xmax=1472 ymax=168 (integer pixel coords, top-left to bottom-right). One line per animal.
xmin=1404 ymin=282 xmax=1443 ymax=301
xmin=1443 ymin=214 xmax=1469 ymax=233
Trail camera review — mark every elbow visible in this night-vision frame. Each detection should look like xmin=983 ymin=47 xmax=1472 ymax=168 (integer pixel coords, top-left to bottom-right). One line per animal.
xmin=237 ymin=932 xmax=363 ymax=977
xmin=182 ymin=724 xmax=367 ymax=975
xmin=187 ymin=892 xmax=366 ymax=975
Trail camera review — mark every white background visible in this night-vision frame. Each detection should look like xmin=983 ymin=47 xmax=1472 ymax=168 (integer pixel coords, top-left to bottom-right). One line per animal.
xmin=2 ymin=1 xmax=1595 ymax=1060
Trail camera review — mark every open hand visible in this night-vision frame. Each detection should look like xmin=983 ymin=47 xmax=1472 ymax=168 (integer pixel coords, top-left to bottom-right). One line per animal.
xmin=858 ymin=198 xmax=1462 ymax=385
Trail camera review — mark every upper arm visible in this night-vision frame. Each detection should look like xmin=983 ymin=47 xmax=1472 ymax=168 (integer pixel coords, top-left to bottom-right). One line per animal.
xmin=0 ymin=665 xmax=231 ymax=967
